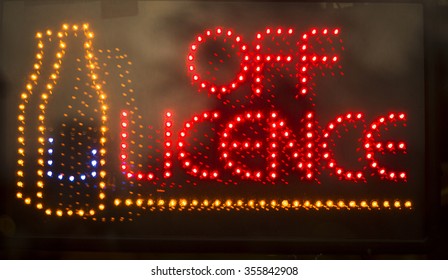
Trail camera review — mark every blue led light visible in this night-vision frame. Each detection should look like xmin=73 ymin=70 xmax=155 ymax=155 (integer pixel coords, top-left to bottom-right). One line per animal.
xmin=45 ymin=137 xmax=99 ymax=183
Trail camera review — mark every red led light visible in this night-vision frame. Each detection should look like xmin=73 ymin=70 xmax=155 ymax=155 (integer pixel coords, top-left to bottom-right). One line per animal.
xmin=252 ymin=27 xmax=296 ymax=97
xmin=363 ymin=113 xmax=407 ymax=181
xmin=321 ymin=112 xmax=366 ymax=181
xmin=187 ymin=27 xmax=249 ymax=96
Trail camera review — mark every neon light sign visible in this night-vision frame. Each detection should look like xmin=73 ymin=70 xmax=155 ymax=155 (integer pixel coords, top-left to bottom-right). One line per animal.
xmin=15 ymin=23 xmax=413 ymax=221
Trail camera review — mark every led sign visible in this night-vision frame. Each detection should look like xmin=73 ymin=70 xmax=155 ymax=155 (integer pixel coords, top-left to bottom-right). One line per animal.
xmin=13 ymin=22 xmax=418 ymax=223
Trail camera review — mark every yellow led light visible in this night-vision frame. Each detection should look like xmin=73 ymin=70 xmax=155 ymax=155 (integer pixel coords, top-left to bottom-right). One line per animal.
xmin=38 ymin=115 xmax=44 ymax=121
xmin=56 ymin=210 xmax=63 ymax=217
xmin=169 ymin=199 xmax=177 ymax=207
xmin=270 ymin=200 xmax=277 ymax=207
xmin=18 ymin=148 xmax=24 ymax=155
xmin=82 ymin=23 xmax=89 ymax=29
xmin=100 ymin=126 xmax=107 ymax=132
xmin=37 ymin=181 xmax=43 ymax=188
xmin=17 ymin=181 xmax=23 ymax=187
xmin=259 ymin=200 xmax=266 ymax=207
xmin=99 ymin=204 xmax=105 ymax=211
xmin=293 ymin=200 xmax=299 ymax=207
xmin=24 ymin=198 xmax=31 ymax=205
xmin=372 ymin=201 xmax=379 ymax=208
xmin=100 ymin=159 xmax=106 ymax=166
xmin=88 ymin=32 xmax=94 ymax=38
xmin=38 ymin=137 xmax=45 ymax=143
xmin=99 ymin=193 xmax=106 ymax=200
xmin=45 ymin=209 xmax=51 ymax=215
xmin=214 ymin=200 xmax=221 ymax=207
xmin=99 ymin=171 xmax=106 ymax=178
xmin=89 ymin=210 xmax=95 ymax=216
xmin=349 ymin=201 xmax=356 ymax=208
xmin=78 ymin=210 xmax=84 ymax=216
xmin=26 ymin=83 xmax=32 ymax=90
xmin=405 ymin=201 xmax=412 ymax=208
xmin=31 ymin=74 xmax=37 ymax=80
xmin=36 ymin=54 xmax=42 ymax=59
xmin=19 ymin=104 xmax=25 ymax=110
xmin=37 ymin=170 xmax=43 ymax=176
xmin=38 ymin=43 xmax=43 ymax=49
xmin=192 ymin=200 xmax=199 ymax=206
xmin=39 ymin=104 xmax=45 ymax=110
xmin=158 ymin=200 xmax=165 ymax=206
xmin=125 ymin=199 xmax=132 ymax=206
xmin=18 ymin=126 xmax=24 ymax=132
xmin=18 ymin=115 xmax=25 ymax=121
xmin=17 ymin=170 xmax=23 ymax=177
xmin=136 ymin=199 xmax=143 ymax=206
xmin=337 ymin=200 xmax=345 ymax=207
xmin=237 ymin=200 xmax=244 ymax=207
xmin=34 ymin=63 xmax=40 ymax=69
xmin=36 ymin=32 xmax=43 ymax=38
xmin=36 ymin=192 xmax=43 ymax=198
xmin=20 ymin=93 xmax=28 ymax=99
xmin=46 ymin=30 xmax=52 ymax=36
xmin=99 ymin=182 xmax=105 ymax=188
xmin=304 ymin=200 xmax=310 ymax=207
xmin=114 ymin=199 xmax=121 ymax=206
xmin=100 ymin=149 xmax=106 ymax=155
xmin=46 ymin=84 xmax=53 ymax=90
xmin=67 ymin=210 xmax=73 ymax=216
xmin=18 ymin=137 xmax=24 ymax=143
xmin=57 ymin=32 xmax=63 ymax=38
xmin=62 ymin=24 xmax=69 ymax=30
xmin=203 ymin=199 xmax=209 ymax=206
xmin=53 ymin=63 xmax=60 ymax=69
xmin=72 ymin=24 xmax=79 ymax=31
xmin=360 ymin=201 xmax=368 ymax=208
xmin=394 ymin=201 xmax=401 ymax=208
xmin=147 ymin=199 xmax=154 ymax=206
xmin=37 ymin=203 xmax=43 ymax=210
xmin=383 ymin=201 xmax=390 ymax=208
xmin=38 ymin=126 xmax=45 ymax=132
xmin=16 ymin=192 xmax=23 ymax=199
xmin=315 ymin=200 xmax=322 ymax=208
xmin=180 ymin=199 xmax=188 ymax=207
xmin=84 ymin=42 xmax=91 ymax=48
xmin=326 ymin=200 xmax=334 ymax=207
xmin=100 ymin=137 xmax=106 ymax=144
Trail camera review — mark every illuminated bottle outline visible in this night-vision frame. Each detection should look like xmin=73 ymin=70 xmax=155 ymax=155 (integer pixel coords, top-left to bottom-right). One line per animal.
xmin=16 ymin=24 xmax=108 ymax=217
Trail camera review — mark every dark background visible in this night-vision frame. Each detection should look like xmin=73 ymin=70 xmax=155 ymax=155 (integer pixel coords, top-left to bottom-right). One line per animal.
xmin=0 ymin=0 xmax=446 ymax=259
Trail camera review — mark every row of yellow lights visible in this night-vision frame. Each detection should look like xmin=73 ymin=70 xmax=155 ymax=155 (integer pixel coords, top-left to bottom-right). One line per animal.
xmin=17 ymin=23 xmax=108 ymax=216
xmin=113 ymin=198 xmax=412 ymax=209
xmin=41 ymin=199 xmax=412 ymax=216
